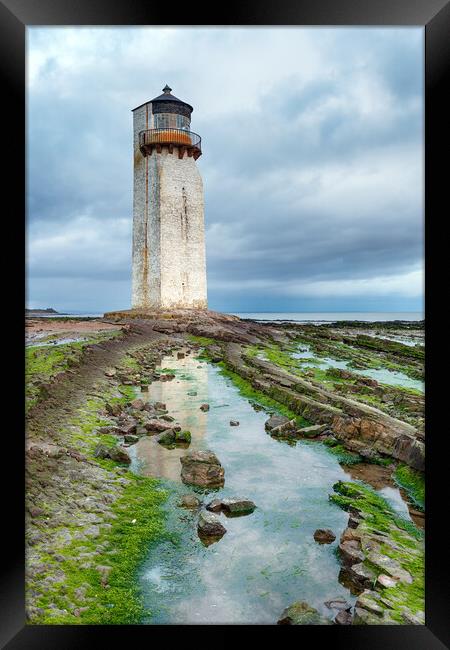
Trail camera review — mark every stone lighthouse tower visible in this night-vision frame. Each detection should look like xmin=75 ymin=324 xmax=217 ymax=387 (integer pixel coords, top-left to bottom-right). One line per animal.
xmin=131 ymin=85 xmax=207 ymax=310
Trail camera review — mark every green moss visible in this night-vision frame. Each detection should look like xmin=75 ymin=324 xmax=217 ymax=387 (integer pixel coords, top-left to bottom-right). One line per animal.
xmin=27 ymin=344 xmax=169 ymax=624
xmin=217 ymin=362 xmax=309 ymax=427
xmin=394 ymin=464 xmax=425 ymax=511
xmin=330 ymin=481 xmax=424 ymax=622
xmin=187 ymin=335 xmax=216 ymax=347
xmin=323 ymin=438 xmax=362 ymax=465
xmin=32 ymin=474 xmax=168 ymax=625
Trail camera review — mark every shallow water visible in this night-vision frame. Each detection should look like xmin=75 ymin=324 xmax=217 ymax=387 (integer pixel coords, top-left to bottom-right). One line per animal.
xmin=26 ymin=336 xmax=88 ymax=348
xmin=292 ymin=344 xmax=424 ymax=393
xmin=132 ymin=352 xmax=411 ymax=625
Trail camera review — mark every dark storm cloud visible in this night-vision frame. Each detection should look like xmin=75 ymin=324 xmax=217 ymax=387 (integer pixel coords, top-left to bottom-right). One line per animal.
xmin=26 ymin=27 xmax=423 ymax=312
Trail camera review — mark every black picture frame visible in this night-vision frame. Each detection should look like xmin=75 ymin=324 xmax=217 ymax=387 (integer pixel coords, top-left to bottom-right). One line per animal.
xmin=2 ymin=0 xmax=449 ymax=647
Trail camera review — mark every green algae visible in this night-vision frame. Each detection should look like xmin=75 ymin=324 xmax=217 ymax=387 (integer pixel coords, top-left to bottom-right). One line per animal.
xmin=393 ymin=464 xmax=425 ymax=511
xmin=27 ymin=345 xmax=169 ymax=625
xmin=31 ymin=475 xmax=168 ymax=625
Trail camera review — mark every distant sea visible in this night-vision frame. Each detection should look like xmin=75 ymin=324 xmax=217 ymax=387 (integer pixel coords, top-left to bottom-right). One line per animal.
xmin=232 ymin=312 xmax=424 ymax=323
xmin=30 ymin=310 xmax=424 ymax=323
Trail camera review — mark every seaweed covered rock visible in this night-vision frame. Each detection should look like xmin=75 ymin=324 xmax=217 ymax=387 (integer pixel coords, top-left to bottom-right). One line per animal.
xmin=93 ymin=443 xmax=131 ymax=464
xmin=330 ymin=481 xmax=424 ymax=625
xmin=278 ymin=601 xmax=332 ymax=625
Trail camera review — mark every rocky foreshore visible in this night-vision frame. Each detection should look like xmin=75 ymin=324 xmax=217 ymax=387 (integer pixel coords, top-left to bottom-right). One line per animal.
xmin=25 ymin=309 xmax=424 ymax=624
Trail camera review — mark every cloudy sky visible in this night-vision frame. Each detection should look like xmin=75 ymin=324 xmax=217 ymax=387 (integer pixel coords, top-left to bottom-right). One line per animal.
xmin=26 ymin=27 xmax=424 ymax=314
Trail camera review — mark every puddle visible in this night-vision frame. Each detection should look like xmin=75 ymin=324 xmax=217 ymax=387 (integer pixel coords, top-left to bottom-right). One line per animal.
xmin=131 ymin=351 xmax=415 ymax=624
xmin=26 ymin=336 xmax=88 ymax=348
xmin=292 ymin=343 xmax=424 ymax=393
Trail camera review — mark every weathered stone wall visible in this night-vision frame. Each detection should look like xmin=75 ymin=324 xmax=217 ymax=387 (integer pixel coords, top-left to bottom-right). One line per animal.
xmin=132 ymin=102 xmax=207 ymax=310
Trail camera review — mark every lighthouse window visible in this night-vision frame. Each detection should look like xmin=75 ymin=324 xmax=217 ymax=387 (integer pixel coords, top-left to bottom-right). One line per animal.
xmin=154 ymin=114 xmax=169 ymax=129
xmin=176 ymin=114 xmax=189 ymax=130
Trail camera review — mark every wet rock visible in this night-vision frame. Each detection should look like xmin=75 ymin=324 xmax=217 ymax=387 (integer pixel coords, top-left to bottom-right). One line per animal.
xmin=314 ymin=528 xmax=336 ymax=544
xmin=324 ymin=597 xmax=351 ymax=611
xmin=175 ymin=430 xmax=191 ymax=444
xmin=177 ymin=352 xmax=185 ymax=359
xmin=154 ymin=402 xmax=166 ymax=411
xmin=130 ymin=398 xmax=145 ymax=410
xmin=366 ymin=551 xmax=412 ymax=584
xmin=334 ymin=609 xmax=353 ymax=625
xmin=339 ymin=540 xmax=365 ymax=567
xmin=104 ymin=368 xmax=117 ymax=378
xmin=155 ymin=429 xmax=176 ymax=445
xmin=197 ymin=510 xmax=226 ymax=541
xmin=180 ymin=450 xmax=225 ymax=488
xmin=376 ymin=574 xmax=399 ymax=589
xmin=265 ymin=415 xmax=290 ymax=431
xmin=123 ymin=434 xmax=139 ymax=445
xmin=299 ymin=424 xmax=328 ymax=438
xmin=221 ymin=497 xmax=256 ymax=516
xmin=229 ymin=420 xmax=240 ymax=426
xmin=200 ymin=403 xmax=210 ymax=412
xmin=105 ymin=402 xmax=122 ymax=417
xmin=188 ymin=391 xmax=198 ymax=396
xmin=178 ymin=494 xmax=201 ymax=509
xmin=144 ymin=419 xmax=170 ymax=434
xmin=117 ymin=422 xmax=137 ymax=436
xmin=278 ymin=601 xmax=332 ymax=625
xmin=93 ymin=444 xmax=131 ymax=465
xmin=205 ymin=499 xmax=223 ymax=513
xmin=160 ymin=373 xmax=175 ymax=382
xmin=160 ymin=414 xmax=175 ymax=422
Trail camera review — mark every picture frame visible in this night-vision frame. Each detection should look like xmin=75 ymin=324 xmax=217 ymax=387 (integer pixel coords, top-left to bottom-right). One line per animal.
xmin=2 ymin=0 xmax=449 ymax=646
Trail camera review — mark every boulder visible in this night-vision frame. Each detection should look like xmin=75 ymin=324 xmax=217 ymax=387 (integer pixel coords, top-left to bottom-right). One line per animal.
xmin=178 ymin=494 xmax=201 ymax=509
xmin=314 ymin=528 xmax=336 ymax=544
xmin=230 ymin=420 xmax=240 ymax=426
xmin=197 ymin=510 xmax=226 ymax=541
xmin=130 ymin=398 xmax=145 ymax=410
xmin=278 ymin=601 xmax=332 ymax=625
xmin=180 ymin=450 xmax=225 ymax=488
xmin=221 ymin=498 xmax=256 ymax=516
xmin=200 ymin=403 xmax=210 ymax=412
xmin=154 ymin=402 xmax=166 ymax=411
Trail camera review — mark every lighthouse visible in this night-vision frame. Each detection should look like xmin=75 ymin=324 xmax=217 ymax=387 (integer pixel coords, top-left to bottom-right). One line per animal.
xmin=131 ymin=85 xmax=207 ymax=310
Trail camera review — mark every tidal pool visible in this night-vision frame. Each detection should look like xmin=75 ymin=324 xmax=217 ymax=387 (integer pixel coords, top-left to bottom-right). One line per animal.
xmin=292 ymin=344 xmax=424 ymax=393
xmin=131 ymin=351 xmax=410 ymax=625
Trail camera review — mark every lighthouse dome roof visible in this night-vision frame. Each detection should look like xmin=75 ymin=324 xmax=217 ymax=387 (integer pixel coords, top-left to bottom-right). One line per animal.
xmin=150 ymin=85 xmax=194 ymax=112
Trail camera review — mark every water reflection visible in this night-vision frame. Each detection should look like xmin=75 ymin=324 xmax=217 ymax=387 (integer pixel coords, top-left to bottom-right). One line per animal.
xmin=130 ymin=357 xmax=209 ymax=481
xmin=136 ymin=352 xmax=419 ymax=624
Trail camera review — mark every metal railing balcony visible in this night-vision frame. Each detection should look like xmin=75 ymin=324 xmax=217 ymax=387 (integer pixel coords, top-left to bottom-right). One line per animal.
xmin=139 ymin=128 xmax=202 ymax=159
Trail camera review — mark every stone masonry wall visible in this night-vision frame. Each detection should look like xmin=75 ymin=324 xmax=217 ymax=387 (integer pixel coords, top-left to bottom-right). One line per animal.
xmin=132 ymin=102 xmax=207 ymax=309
